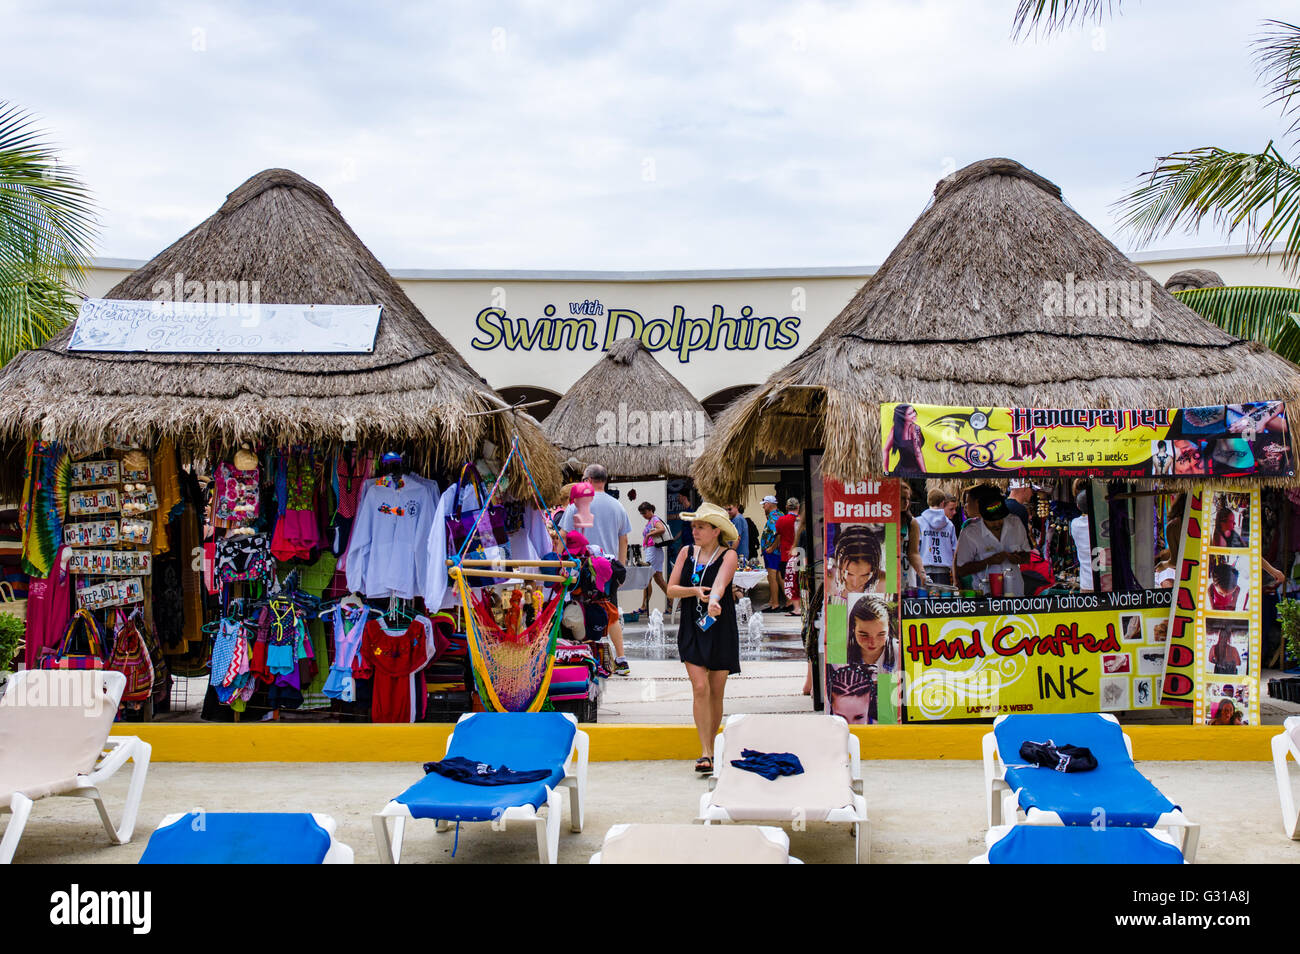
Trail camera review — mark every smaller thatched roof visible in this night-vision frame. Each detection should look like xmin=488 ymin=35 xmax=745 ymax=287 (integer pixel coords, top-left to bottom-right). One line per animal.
xmin=694 ymin=157 xmax=1300 ymax=501
xmin=543 ymin=337 xmax=711 ymax=479
xmin=1164 ymin=269 xmax=1225 ymax=292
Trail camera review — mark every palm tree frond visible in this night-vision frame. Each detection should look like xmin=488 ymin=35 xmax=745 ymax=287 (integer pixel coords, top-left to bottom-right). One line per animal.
xmin=1173 ymin=285 xmax=1300 ymax=365
xmin=1115 ymin=145 xmax=1300 ymax=277
xmin=0 ymin=101 xmax=96 ymax=365
xmin=1012 ymin=0 xmax=1117 ymax=39
xmin=1254 ymin=20 xmax=1300 ymax=142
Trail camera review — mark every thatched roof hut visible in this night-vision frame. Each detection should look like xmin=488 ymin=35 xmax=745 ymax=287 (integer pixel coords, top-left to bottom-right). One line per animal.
xmin=543 ymin=336 xmax=711 ymax=479
xmin=0 ymin=168 xmax=560 ymax=495
xmin=1164 ymin=268 xmax=1225 ymax=292
xmin=694 ymin=157 xmax=1300 ymax=501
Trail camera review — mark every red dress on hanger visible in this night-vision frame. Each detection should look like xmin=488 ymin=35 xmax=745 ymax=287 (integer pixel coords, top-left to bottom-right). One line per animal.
xmin=358 ymin=617 xmax=436 ymax=723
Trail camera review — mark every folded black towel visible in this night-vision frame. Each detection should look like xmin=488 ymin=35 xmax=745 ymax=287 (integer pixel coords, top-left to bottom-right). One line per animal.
xmin=423 ymin=756 xmax=554 ymax=785
xmin=1017 ymin=739 xmax=1097 ymax=773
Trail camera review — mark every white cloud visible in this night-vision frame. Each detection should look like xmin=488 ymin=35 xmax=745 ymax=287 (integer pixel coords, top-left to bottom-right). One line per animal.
xmin=2 ymin=0 xmax=1289 ymax=268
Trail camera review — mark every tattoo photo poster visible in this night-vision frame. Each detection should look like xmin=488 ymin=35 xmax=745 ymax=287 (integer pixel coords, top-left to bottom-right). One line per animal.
xmin=1196 ymin=487 xmax=1262 ymax=726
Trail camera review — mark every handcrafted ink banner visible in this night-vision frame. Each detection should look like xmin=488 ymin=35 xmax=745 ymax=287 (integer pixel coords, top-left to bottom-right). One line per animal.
xmin=881 ymin=402 xmax=1293 ymax=478
xmin=900 ymin=589 xmax=1172 ymax=721
xmin=823 ymin=479 xmax=903 ymax=724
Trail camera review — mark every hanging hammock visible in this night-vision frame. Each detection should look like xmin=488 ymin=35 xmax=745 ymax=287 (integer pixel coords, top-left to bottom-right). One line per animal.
xmin=447 ymin=437 xmax=577 ymax=712
xmin=454 ymin=569 xmax=572 ymax=711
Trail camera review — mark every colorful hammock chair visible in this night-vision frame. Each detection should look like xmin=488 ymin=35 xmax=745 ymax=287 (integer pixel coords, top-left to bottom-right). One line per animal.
xmin=447 ymin=438 xmax=577 ymax=713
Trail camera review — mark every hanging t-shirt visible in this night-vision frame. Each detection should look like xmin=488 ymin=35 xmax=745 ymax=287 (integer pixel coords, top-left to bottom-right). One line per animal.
xmin=345 ymin=477 xmax=439 ymax=599
xmin=1072 ymin=515 xmax=1093 ymax=591
xmin=24 ymin=546 xmax=72 ymax=669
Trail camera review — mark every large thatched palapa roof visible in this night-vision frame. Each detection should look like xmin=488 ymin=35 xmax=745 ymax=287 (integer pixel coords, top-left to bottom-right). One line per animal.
xmin=543 ymin=336 xmax=711 ymax=479
xmin=0 ymin=168 xmax=560 ymax=496
xmin=694 ymin=157 xmax=1300 ymax=501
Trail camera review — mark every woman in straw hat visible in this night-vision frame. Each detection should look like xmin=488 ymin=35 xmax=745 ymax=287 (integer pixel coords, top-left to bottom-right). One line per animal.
xmin=666 ymin=502 xmax=740 ymax=774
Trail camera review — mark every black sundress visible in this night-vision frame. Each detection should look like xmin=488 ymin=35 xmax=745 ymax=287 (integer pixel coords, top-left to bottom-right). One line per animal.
xmin=677 ymin=545 xmax=741 ymax=674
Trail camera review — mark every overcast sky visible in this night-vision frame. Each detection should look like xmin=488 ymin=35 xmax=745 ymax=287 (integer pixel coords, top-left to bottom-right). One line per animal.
xmin=4 ymin=0 xmax=1290 ymax=269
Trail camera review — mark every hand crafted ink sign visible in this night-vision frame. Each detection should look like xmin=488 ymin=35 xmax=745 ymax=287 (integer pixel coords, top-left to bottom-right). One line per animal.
xmin=900 ymin=590 xmax=1172 ymax=720
xmin=471 ymin=300 xmax=801 ymax=362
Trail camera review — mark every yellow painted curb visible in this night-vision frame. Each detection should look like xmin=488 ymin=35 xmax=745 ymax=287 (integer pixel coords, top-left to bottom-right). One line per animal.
xmin=110 ymin=723 xmax=1280 ymax=762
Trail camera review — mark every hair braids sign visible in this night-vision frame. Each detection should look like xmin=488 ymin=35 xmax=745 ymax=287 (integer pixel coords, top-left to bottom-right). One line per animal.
xmin=823 ymin=479 xmax=903 ymax=724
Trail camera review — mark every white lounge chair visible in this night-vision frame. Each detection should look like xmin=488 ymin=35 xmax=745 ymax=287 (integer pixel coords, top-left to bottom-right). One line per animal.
xmin=0 ymin=670 xmax=151 ymax=863
xmin=374 ymin=711 xmax=587 ymax=864
xmin=140 ymin=812 xmax=354 ymax=863
xmin=697 ymin=713 xmax=868 ymax=863
xmin=1270 ymin=715 xmax=1300 ymax=839
xmin=590 ymin=823 xmax=802 ymax=863
xmin=982 ymin=713 xmax=1199 ymax=861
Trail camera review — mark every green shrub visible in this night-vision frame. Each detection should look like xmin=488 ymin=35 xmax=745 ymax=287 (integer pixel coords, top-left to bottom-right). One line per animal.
xmin=1279 ymin=598 xmax=1300 ymax=667
xmin=0 ymin=613 xmax=22 ymax=671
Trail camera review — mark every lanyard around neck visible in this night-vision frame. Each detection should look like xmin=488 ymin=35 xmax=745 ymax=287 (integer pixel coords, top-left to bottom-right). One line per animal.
xmin=692 ymin=546 xmax=721 ymax=583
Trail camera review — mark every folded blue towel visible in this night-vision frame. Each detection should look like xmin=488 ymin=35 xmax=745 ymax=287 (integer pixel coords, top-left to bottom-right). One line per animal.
xmin=730 ymin=749 xmax=804 ymax=781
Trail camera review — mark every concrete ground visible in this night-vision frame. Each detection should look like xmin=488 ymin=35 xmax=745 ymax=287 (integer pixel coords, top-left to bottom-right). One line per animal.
xmin=28 ymin=607 xmax=1292 ymax=864
xmin=11 ymin=757 xmax=1300 ymax=864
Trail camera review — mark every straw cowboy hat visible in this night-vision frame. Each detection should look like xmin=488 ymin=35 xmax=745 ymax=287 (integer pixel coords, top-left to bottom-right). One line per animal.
xmin=679 ymin=502 xmax=738 ymax=544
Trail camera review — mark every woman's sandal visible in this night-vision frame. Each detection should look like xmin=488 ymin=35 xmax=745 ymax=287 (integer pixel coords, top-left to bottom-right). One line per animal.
xmin=694 ymin=756 xmax=713 ymax=774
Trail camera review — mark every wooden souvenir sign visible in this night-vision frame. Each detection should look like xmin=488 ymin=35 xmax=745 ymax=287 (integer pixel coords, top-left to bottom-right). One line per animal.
xmin=70 ymin=459 xmax=121 ymax=487
xmin=119 ymin=518 xmax=153 ymax=546
xmin=67 ymin=549 xmax=152 ymax=576
xmin=63 ymin=519 xmax=119 ymax=548
xmin=69 ymin=488 xmax=120 ymax=516
xmin=122 ymin=462 xmax=151 ymax=483
xmin=120 ymin=486 xmax=158 ymax=516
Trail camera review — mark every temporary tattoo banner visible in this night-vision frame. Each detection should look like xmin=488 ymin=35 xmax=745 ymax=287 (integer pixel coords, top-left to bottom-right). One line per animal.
xmin=1195 ymin=488 xmax=1262 ymax=726
xmin=899 ymin=590 xmax=1172 ymax=720
xmin=823 ymin=478 xmax=903 ymax=724
xmin=1160 ymin=488 xmax=1203 ymax=708
xmin=880 ymin=402 xmax=1293 ymax=478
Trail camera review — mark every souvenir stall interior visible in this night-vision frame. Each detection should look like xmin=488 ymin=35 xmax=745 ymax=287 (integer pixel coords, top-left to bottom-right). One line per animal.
xmin=10 ymin=436 xmax=607 ymax=723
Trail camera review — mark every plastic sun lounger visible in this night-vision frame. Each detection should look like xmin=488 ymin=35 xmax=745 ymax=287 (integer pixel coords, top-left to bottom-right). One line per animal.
xmin=971 ymin=824 xmax=1186 ymax=864
xmin=590 ymin=823 xmax=803 ymax=864
xmin=373 ymin=711 xmax=588 ymax=864
xmin=982 ymin=713 xmax=1199 ymax=861
xmin=0 ymin=670 xmax=151 ymax=864
xmin=139 ymin=812 xmax=354 ymax=863
xmin=697 ymin=713 xmax=869 ymax=863
xmin=1270 ymin=715 xmax=1300 ymax=839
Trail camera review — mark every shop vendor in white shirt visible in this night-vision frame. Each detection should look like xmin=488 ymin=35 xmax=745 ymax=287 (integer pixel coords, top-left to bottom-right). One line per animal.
xmin=954 ymin=494 xmax=1031 ymax=596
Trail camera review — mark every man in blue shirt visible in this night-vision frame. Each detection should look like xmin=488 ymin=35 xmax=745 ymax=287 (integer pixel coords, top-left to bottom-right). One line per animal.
xmin=726 ymin=503 xmax=749 ymax=555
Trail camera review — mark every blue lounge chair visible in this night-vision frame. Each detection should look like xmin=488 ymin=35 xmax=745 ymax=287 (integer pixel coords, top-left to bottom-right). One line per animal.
xmin=982 ymin=713 xmax=1198 ymax=861
xmin=373 ymin=712 xmax=588 ymax=864
xmin=139 ymin=812 xmax=353 ymax=863
xmin=972 ymin=824 xmax=1185 ymax=864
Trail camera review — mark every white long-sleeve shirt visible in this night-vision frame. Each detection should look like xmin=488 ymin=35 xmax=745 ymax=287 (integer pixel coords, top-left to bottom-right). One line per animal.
xmin=344 ymin=476 xmax=439 ymax=599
